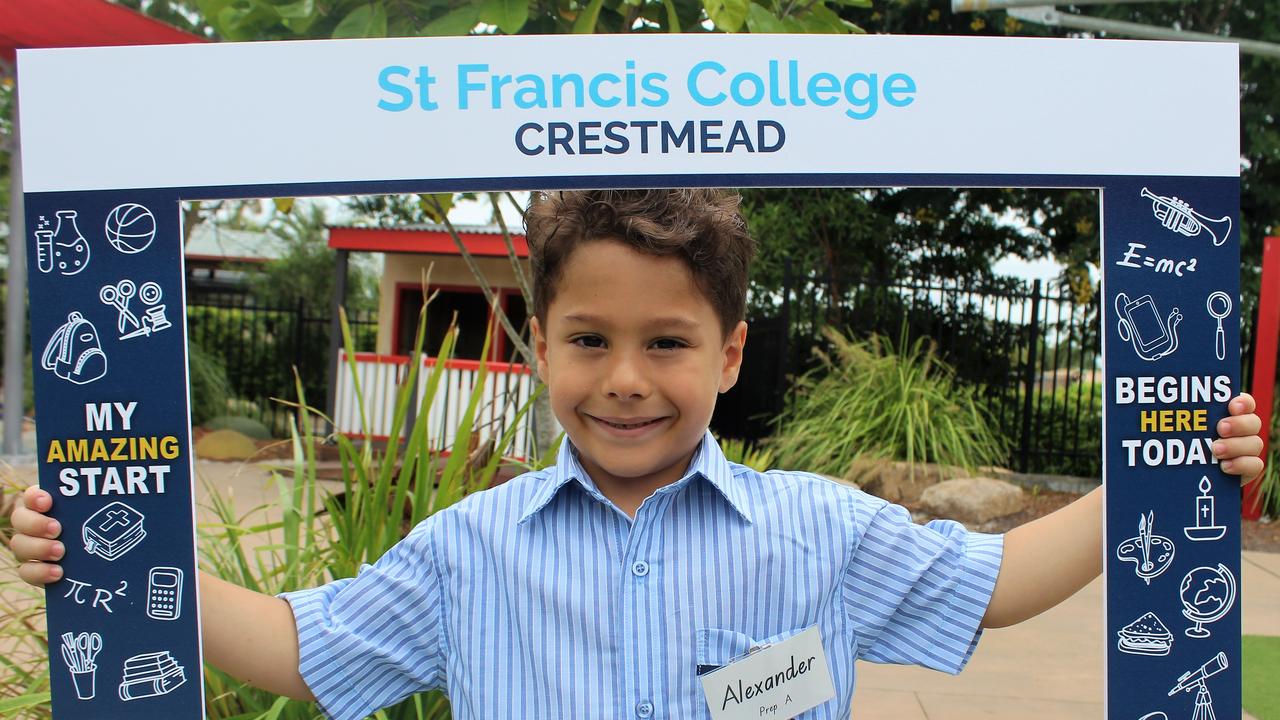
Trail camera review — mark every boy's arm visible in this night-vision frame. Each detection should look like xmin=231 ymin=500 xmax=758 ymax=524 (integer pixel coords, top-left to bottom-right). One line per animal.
xmin=200 ymin=572 xmax=315 ymax=701
xmin=8 ymin=486 xmax=314 ymax=701
xmin=981 ymin=393 xmax=1264 ymax=629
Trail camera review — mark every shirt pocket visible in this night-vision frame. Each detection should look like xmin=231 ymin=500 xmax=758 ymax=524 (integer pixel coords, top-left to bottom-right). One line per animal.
xmin=695 ymin=626 xmax=808 ymax=676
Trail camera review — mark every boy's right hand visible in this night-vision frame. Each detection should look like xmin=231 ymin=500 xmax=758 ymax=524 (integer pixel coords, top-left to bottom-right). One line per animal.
xmin=7 ymin=486 xmax=66 ymax=586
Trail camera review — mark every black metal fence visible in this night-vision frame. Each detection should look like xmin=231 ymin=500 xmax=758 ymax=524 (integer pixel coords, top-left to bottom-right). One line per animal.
xmin=185 ymin=292 xmax=378 ymax=433
xmin=715 ymin=267 xmax=1105 ymax=478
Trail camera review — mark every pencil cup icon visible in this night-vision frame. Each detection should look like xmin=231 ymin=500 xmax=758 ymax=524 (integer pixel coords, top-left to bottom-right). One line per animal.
xmin=70 ymin=667 xmax=96 ymax=700
xmin=61 ymin=632 xmax=101 ymax=700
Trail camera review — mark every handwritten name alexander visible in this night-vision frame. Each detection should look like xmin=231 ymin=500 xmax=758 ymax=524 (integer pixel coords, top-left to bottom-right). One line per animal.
xmin=719 ymin=654 xmax=818 ymax=711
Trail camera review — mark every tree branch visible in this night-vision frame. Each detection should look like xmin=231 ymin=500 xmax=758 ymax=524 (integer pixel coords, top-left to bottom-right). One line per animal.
xmin=426 ymin=196 xmax=535 ymax=367
xmin=488 ymin=193 xmax=536 ymax=308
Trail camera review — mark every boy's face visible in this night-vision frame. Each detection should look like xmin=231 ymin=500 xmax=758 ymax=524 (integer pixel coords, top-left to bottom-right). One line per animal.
xmin=531 ymin=238 xmax=747 ymax=496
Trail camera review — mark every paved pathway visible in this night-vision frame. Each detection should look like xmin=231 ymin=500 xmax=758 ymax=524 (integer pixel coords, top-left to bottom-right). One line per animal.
xmin=856 ymin=551 xmax=1279 ymax=718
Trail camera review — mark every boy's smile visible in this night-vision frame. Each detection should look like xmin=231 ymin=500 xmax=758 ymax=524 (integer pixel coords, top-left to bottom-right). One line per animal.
xmin=531 ymin=238 xmax=747 ymax=515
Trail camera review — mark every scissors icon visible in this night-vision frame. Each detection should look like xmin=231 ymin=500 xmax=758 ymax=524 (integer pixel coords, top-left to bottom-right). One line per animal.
xmin=100 ymin=280 xmax=139 ymax=332
xmin=78 ymin=632 xmax=102 ymax=664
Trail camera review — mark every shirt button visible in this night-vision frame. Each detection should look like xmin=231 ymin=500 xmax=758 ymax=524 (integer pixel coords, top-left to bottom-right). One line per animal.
xmin=631 ymin=561 xmax=650 ymax=577
xmin=636 ymin=701 xmax=654 ymax=718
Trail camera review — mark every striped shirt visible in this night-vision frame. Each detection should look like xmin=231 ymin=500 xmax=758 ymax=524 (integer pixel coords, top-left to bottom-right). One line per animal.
xmin=283 ymin=431 xmax=1004 ymax=719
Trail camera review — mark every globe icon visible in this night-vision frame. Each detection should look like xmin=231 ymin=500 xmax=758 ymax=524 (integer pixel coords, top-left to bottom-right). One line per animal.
xmin=1179 ymin=563 xmax=1235 ymax=638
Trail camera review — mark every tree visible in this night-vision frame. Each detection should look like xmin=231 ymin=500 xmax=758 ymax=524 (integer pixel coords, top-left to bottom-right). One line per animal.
xmin=246 ymin=200 xmax=377 ymax=312
xmin=172 ymin=0 xmax=866 ymax=40
xmin=856 ymin=0 xmax=1279 ymax=306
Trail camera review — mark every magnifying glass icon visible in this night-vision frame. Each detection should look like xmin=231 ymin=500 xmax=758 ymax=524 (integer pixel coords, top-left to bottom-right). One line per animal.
xmin=1206 ymin=292 xmax=1232 ymax=361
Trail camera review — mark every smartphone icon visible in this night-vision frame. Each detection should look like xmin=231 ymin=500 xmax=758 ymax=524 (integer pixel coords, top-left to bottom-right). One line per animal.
xmin=147 ymin=567 xmax=183 ymax=621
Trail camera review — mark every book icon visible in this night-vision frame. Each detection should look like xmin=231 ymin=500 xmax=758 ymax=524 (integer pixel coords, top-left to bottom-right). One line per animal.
xmin=118 ymin=651 xmax=186 ymax=701
xmin=82 ymin=501 xmax=146 ymax=562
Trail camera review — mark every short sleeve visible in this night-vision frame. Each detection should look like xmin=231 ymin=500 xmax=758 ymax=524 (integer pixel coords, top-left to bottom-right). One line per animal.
xmin=281 ymin=518 xmax=448 ymax=720
xmin=841 ymin=497 xmax=1004 ymax=674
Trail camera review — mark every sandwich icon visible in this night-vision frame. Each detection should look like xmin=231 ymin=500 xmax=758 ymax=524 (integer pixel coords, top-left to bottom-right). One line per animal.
xmin=1117 ymin=612 xmax=1173 ymax=656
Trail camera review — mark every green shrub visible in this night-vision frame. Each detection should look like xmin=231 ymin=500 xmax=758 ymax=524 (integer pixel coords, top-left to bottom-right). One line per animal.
xmin=769 ymin=327 xmax=1009 ymax=481
xmin=204 ymin=414 xmax=273 ymax=440
xmin=187 ymin=343 xmax=232 ymax=426
xmin=197 ymin=307 xmax=538 ymax=720
xmin=717 ymin=436 xmax=775 ymax=472
xmin=1011 ymin=382 xmax=1103 ymax=479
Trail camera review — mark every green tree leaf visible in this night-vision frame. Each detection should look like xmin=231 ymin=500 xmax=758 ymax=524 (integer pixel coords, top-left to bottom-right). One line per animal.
xmin=274 ymin=0 xmax=315 ymax=19
xmin=332 ymin=3 xmax=388 ymax=38
xmin=745 ymin=2 xmax=786 ymax=32
xmin=661 ymin=0 xmax=682 ymax=31
xmin=480 ymin=0 xmax=530 ymax=33
xmin=423 ymin=5 xmax=482 ymax=35
xmin=703 ymin=0 xmax=749 ymax=31
xmin=418 ymin=193 xmax=457 ymax=222
xmin=572 ymin=0 xmax=606 ymax=33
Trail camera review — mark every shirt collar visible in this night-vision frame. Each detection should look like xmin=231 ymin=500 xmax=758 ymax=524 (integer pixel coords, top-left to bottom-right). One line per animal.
xmin=518 ymin=430 xmax=754 ymax=525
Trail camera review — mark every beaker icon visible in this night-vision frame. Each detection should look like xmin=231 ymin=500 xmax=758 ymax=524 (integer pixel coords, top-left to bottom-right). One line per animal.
xmin=49 ymin=210 xmax=91 ymax=276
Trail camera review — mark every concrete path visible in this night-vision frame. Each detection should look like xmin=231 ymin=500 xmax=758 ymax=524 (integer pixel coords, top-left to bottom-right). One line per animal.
xmin=856 ymin=551 xmax=1280 ymax=718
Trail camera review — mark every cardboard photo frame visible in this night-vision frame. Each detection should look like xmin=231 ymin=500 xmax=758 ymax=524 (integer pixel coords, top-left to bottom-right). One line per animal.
xmin=17 ymin=34 xmax=1242 ymax=719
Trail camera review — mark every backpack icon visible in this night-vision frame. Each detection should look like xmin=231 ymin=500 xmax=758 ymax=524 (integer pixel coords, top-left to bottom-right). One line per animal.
xmin=41 ymin=312 xmax=108 ymax=385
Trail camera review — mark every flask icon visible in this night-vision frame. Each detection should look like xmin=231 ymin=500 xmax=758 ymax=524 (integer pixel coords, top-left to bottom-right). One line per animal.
xmin=35 ymin=210 xmax=91 ymax=276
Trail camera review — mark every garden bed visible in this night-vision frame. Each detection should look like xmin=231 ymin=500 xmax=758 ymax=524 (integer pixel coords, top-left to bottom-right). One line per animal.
xmin=918 ymin=488 xmax=1280 ymax=553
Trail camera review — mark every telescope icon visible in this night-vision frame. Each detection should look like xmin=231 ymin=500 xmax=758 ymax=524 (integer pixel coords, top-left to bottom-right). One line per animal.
xmin=1168 ymin=652 xmax=1227 ymax=720
xmin=1141 ymin=188 xmax=1232 ymax=247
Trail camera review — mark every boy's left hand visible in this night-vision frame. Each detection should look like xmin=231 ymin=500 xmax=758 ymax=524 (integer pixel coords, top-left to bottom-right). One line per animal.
xmin=1215 ymin=393 xmax=1266 ymax=485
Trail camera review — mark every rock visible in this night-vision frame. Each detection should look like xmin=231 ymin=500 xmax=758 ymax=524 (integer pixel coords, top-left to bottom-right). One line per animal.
xmin=195 ymin=429 xmax=258 ymax=461
xmin=815 ymin=473 xmax=859 ymax=491
xmin=854 ymin=459 xmax=967 ymax=504
xmin=919 ymin=477 xmax=1026 ymax=525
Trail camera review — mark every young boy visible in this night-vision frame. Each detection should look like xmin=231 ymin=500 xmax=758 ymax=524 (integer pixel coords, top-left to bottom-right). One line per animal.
xmin=10 ymin=189 xmax=1266 ymax=719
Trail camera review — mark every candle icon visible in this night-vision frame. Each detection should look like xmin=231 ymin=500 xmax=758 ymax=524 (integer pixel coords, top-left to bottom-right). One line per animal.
xmin=1184 ymin=476 xmax=1226 ymax=542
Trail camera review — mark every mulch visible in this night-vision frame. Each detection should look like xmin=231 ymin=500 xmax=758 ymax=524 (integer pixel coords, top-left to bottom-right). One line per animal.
xmin=966 ymin=488 xmax=1280 ymax=553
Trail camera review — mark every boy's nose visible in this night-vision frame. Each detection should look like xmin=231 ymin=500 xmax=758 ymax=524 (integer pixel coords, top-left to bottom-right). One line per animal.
xmin=603 ymin=352 xmax=651 ymax=399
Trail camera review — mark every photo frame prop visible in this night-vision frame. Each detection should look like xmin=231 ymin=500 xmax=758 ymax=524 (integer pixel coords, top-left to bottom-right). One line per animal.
xmin=17 ymin=34 xmax=1240 ymax=719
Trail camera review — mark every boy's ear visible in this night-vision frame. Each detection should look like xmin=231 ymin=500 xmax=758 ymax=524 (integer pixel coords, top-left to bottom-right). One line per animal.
xmin=530 ymin=315 xmax=550 ymax=382
xmin=718 ymin=321 xmax=748 ymax=394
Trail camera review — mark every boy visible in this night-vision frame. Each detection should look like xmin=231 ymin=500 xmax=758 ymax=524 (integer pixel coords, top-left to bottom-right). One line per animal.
xmin=10 ymin=189 xmax=1266 ymax=718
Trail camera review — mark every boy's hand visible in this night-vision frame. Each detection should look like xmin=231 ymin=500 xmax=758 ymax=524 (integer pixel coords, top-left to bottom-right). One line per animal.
xmin=7 ymin=486 xmax=66 ymax=586
xmin=1214 ymin=393 xmax=1265 ymax=485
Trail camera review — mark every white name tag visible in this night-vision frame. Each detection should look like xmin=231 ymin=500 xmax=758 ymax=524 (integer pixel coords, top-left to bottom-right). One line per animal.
xmin=699 ymin=625 xmax=836 ymax=720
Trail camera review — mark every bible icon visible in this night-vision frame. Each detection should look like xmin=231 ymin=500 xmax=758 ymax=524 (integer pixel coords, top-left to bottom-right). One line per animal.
xmin=82 ymin=502 xmax=146 ymax=562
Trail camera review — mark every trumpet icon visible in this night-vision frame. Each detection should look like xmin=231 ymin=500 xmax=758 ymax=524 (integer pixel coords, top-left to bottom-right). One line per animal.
xmin=1141 ymin=188 xmax=1232 ymax=247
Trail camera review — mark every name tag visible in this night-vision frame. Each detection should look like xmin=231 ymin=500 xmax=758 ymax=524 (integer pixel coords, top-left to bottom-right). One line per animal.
xmin=699 ymin=625 xmax=836 ymax=720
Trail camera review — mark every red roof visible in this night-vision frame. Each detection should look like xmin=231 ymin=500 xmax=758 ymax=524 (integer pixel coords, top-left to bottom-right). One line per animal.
xmin=329 ymin=227 xmax=530 ymax=258
xmin=0 ymin=0 xmax=205 ymax=65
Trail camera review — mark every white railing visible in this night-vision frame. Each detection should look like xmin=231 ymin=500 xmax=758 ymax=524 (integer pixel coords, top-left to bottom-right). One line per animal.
xmin=334 ymin=352 xmax=544 ymax=459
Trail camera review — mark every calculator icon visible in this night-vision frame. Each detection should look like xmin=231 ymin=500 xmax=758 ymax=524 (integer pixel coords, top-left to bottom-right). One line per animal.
xmin=147 ymin=567 xmax=183 ymax=621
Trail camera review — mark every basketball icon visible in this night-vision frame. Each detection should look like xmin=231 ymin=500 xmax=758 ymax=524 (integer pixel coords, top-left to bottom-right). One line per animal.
xmin=104 ymin=203 xmax=156 ymax=254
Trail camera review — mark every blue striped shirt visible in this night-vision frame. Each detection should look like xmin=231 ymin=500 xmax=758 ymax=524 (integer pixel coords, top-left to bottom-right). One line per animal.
xmin=283 ymin=431 xmax=1004 ymax=719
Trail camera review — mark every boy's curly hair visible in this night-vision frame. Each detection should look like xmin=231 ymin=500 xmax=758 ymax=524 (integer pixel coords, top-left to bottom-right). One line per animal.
xmin=524 ymin=189 xmax=755 ymax=337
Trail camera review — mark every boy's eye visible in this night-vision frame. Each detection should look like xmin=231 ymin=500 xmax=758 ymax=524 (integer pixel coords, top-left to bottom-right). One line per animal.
xmin=571 ymin=335 xmax=605 ymax=349
xmin=652 ymin=337 xmax=688 ymax=351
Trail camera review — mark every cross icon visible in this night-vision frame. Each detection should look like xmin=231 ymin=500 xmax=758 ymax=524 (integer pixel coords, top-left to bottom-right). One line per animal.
xmin=1201 ymin=505 xmax=1212 ymax=519
xmin=99 ymin=509 xmax=131 ymax=532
